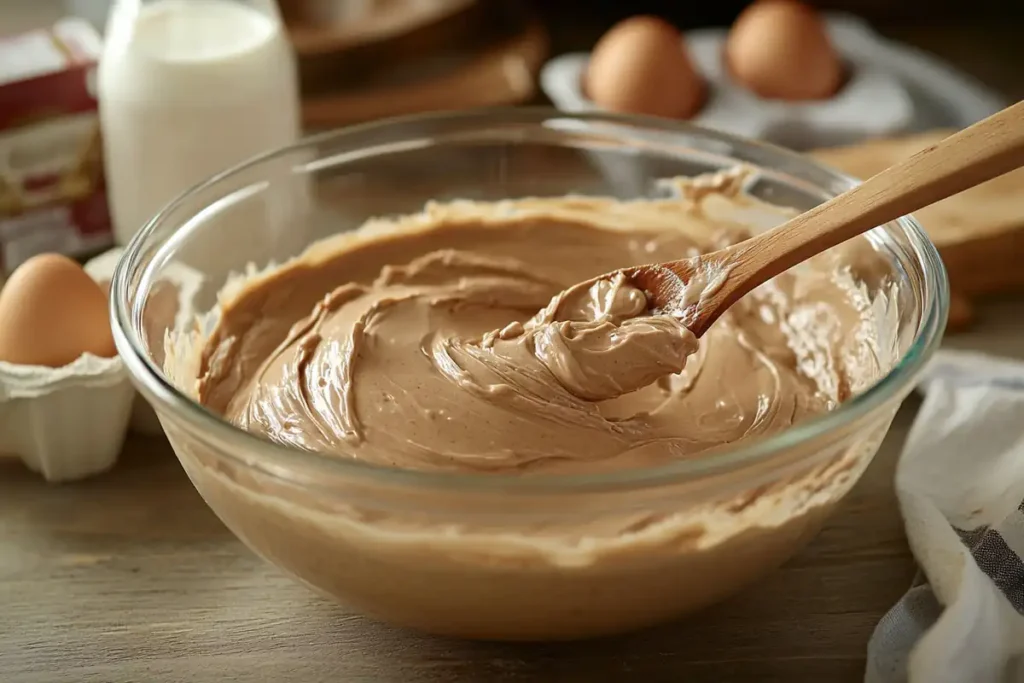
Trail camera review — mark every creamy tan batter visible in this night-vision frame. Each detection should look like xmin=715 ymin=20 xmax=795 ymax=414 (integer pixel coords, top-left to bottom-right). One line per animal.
xmin=166 ymin=174 xmax=899 ymax=640
xmin=195 ymin=177 xmax=884 ymax=474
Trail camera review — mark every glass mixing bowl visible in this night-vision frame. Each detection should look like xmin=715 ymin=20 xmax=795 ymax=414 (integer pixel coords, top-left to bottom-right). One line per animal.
xmin=110 ymin=108 xmax=948 ymax=642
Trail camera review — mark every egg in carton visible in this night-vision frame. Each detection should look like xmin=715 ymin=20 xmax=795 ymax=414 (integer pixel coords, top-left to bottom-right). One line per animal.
xmin=539 ymin=13 xmax=915 ymax=152
xmin=84 ymin=246 xmax=204 ymax=437
xmin=0 ymin=255 xmax=134 ymax=483
xmin=0 ymin=249 xmax=202 ymax=483
xmin=686 ymin=17 xmax=913 ymax=149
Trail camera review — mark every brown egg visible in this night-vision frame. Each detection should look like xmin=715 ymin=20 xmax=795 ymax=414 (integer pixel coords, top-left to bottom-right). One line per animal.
xmin=586 ymin=15 xmax=705 ymax=119
xmin=726 ymin=0 xmax=843 ymax=101
xmin=0 ymin=253 xmax=116 ymax=368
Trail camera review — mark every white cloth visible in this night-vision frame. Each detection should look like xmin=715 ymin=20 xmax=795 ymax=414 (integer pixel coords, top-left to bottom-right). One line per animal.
xmin=866 ymin=350 xmax=1024 ymax=683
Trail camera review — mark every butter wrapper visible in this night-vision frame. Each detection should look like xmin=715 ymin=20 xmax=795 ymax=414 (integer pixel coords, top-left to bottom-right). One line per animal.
xmin=0 ymin=354 xmax=134 ymax=482
xmin=84 ymin=246 xmax=204 ymax=436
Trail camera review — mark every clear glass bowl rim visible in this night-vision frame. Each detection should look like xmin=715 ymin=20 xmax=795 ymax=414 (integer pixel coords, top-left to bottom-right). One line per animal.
xmin=110 ymin=106 xmax=950 ymax=495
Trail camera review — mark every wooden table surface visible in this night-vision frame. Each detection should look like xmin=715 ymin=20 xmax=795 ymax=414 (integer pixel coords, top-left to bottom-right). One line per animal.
xmin=2 ymin=6 xmax=1022 ymax=682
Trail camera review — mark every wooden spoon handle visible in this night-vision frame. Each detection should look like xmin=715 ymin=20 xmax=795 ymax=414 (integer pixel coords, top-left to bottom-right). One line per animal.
xmin=723 ymin=100 xmax=1024 ymax=302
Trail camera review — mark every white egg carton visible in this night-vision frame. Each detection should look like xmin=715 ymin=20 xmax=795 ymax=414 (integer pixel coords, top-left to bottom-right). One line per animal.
xmin=0 ymin=354 xmax=134 ymax=483
xmin=0 ymin=248 xmax=203 ymax=483
xmin=540 ymin=13 xmax=1006 ymax=151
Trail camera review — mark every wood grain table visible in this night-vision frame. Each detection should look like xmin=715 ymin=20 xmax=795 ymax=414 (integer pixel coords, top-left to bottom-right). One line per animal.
xmin=1 ymin=298 xmax=1021 ymax=683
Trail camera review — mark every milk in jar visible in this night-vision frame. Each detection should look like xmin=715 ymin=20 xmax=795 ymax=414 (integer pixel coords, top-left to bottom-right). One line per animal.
xmin=98 ymin=0 xmax=300 ymax=246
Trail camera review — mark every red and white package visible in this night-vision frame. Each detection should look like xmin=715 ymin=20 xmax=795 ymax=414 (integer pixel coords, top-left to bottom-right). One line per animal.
xmin=0 ymin=18 xmax=111 ymax=275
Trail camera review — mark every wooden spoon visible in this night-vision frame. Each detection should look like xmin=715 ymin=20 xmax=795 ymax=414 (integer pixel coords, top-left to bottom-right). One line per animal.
xmin=624 ymin=100 xmax=1024 ymax=336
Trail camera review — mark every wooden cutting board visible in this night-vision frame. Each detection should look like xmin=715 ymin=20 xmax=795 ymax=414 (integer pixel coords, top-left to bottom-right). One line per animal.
xmin=812 ymin=130 xmax=1024 ymax=330
xmin=282 ymin=0 xmax=477 ymax=57
xmin=281 ymin=0 xmax=548 ymax=128
xmin=300 ymin=19 xmax=548 ymax=129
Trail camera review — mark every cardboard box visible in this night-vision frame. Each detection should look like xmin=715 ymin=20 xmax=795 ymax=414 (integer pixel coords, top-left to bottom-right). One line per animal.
xmin=0 ymin=18 xmax=110 ymax=275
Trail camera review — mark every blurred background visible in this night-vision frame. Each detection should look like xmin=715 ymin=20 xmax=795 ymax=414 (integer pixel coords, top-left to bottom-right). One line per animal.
xmin=0 ymin=0 xmax=1020 ymax=275
xmin=11 ymin=0 xmax=1022 ymax=99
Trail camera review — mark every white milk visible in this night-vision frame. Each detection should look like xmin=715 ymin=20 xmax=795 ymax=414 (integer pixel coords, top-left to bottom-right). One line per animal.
xmin=98 ymin=0 xmax=301 ymax=247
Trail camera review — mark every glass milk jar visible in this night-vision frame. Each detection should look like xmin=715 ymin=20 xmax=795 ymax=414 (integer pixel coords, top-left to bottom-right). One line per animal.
xmin=98 ymin=0 xmax=301 ymax=246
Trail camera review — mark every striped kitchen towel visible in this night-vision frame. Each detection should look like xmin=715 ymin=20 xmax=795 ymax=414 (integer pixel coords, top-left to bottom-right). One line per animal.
xmin=866 ymin=350 xmax=1024 ymax=683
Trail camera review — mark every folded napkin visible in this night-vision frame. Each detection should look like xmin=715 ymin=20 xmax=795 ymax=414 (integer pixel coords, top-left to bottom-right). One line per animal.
xmin=866 ymin=350 xmax=1024 ymax=683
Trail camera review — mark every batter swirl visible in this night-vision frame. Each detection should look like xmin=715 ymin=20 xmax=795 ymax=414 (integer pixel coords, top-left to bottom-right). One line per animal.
xmin=195 ymin=182 xmax=885 ymax=475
